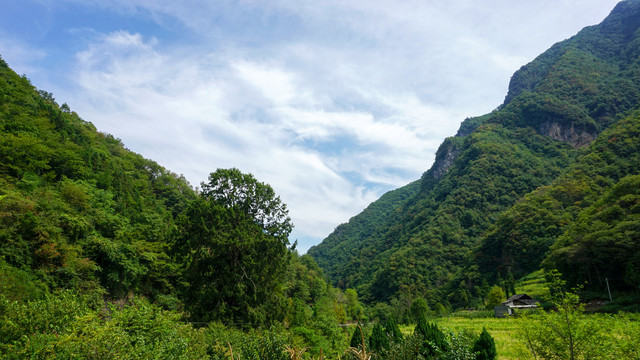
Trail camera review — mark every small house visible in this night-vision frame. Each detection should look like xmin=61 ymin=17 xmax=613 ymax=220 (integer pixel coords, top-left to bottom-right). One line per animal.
xmin=494 ymin=294 xmax=539 ymax=318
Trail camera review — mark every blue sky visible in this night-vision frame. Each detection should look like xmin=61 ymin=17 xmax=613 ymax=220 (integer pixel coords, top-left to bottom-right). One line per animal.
xmin=0 ymin=0 xmax=620 ymax=252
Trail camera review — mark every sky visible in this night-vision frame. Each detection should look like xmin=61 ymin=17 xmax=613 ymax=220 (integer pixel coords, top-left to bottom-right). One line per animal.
xmin=0 ymin=0 xmax=621 ymax=253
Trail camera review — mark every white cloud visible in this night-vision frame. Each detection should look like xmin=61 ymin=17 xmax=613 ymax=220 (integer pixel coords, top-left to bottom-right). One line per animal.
xmin=68 ymin=30 xmax=444 ymax=252
xmin=232 ymin=61 xmax=302 ymax=106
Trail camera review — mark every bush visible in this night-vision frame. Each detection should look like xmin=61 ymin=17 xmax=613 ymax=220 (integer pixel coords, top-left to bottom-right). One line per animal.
xmin=205 ymin=323 xmax=289 ymax=360
xmin=368 ymin=323 xmax=389 ymax=352
xmin=451 ymin=310 xmax=495 ymax=319
xmin=0 ymin=293 xmax=209 ymax=359
xmin=384 ymin=316 xmax=403 ymax=343
xmin=485 ymin=285 xmax=505 ymax=309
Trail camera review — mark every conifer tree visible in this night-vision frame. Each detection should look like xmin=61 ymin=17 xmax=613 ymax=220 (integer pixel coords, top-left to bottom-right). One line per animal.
xmin=507 ymin=270 xmax=516 ymax=296
xmin=414 ymin=314 xmax=449 ymax=357
xmin=369 ymin=323 xmax=389 ymax=352
xmin=383 ymin=316 xmax=403 ymax=343
xmin=473 ymin=327 xmax=498 ymax=360
xmin=350 ymin=324 xmax=364 ymax=349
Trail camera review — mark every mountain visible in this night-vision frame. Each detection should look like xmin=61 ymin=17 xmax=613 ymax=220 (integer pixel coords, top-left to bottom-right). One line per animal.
xmin=478 ymin=108 xmax=640 ymax=293
xmin=308 ymin=0 xmax=640 ymax=306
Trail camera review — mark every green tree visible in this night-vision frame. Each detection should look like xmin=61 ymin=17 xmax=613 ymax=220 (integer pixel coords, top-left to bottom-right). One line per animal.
xmin=178 ymin=168 xmax=293 ymax=325
xmin=473 ymin=328 xmax=497 ymax=360
xmin=369 ymin=323 xmax=389 ymax=353
xmin=350 ymin=324 xmax=364 ymax=348
xmin=345 ymin=288 xmax=363 ymax=321
xmin=414 ymin=314 xmax=449 ymax=357
xmin=519 ymin=270 xmax=607 ymax=360
xmin=410 ymin=297 xmax=430 ymax=322
xmin=485 ymin=285 xmax=506 ymax=309
xmin=506 ymin=270 xmax=516 ymax=297
xmin=384 ymin=316 xmax=403 ymax=343
xmin=289 ymin=298 xmax=309 ymax=327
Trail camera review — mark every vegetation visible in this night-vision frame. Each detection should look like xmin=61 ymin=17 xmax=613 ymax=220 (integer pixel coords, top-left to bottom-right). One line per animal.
xmin=177 ymin=168 xmax=293 ymax=325
xmin=414 ymin=316 xmax=449 ymax=357
xmin=516 ymin=270 xmax=640 ymax=360
xmin=485 ymin=286 xmax=506 ymax=310
xmin=473 ymin=328 xmax=497 ymax=360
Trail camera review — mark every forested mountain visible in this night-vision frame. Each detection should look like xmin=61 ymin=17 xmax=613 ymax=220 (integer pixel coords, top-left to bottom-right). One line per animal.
xmin=0 ymin=51 xmax=319 ymax=321
xmin=308 ymin=0 xmax=640 ymax=307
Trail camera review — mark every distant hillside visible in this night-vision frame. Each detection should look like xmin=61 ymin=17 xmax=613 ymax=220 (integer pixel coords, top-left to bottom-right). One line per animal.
xmin=308 ymin=0 xmax=640 ymax=307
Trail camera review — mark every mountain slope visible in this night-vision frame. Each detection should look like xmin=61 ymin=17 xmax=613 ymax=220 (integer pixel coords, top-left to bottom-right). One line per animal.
xmin=0 ymin=55 xmax=196 ymax=302
xmin=308 ymin=0 xmax=640 ymax=305
xmin=477 ymin=108 xmax=640 ymax=292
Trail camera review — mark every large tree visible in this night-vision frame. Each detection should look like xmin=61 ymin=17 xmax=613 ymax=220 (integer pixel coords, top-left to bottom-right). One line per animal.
xmin=177 ymin=168 xmax=293 ymax=325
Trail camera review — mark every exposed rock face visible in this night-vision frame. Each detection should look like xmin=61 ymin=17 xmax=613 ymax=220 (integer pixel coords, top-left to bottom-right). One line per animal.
xmin=431 ymin=140 xmax=461 ymax=180
xmin=538 ymin=121 xmax=596 ymax=148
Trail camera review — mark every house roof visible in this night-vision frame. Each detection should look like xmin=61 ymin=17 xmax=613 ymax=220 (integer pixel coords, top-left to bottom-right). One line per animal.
xmin=502 ymin=294 xmax=539 ymax=308
xmin=505 ymin=294 xmax=533 ymax=302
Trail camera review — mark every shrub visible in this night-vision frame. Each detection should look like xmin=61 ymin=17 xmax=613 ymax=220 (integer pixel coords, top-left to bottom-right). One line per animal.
xmin=384 ymin=316 xmax=403 ymax=343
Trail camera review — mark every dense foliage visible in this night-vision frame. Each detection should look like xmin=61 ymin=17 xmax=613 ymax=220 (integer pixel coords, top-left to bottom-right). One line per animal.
xmin=177 ymin=168 xmax=293 ymax=325
xmin=0 ymin=54 xmax=195 ymax=303
xmin=517 ymin=270 xmax=640 ymax=360
xmin=478 ymin=110 xmax=640 ymax=297
xmin=472 ymin=328 xmax=497 ymax=360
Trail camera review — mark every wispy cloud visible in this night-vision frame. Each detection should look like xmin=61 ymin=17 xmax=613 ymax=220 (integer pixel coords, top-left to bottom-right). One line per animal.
xmin=67 ymin=30 xmax=449 ymax=250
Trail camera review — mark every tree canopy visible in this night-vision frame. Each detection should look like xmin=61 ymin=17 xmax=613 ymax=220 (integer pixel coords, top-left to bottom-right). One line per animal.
xmin=178 ymin=168 xmax=293 ymax=325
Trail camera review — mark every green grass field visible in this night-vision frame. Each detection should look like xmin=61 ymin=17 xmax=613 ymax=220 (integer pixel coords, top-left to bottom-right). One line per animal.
xmin=398 ymin=312 xmax=640 ymax=360
xmin=400 ymin=316 xmax=527 ymax=360
xmin=514 ymin=270 xmax=547 ymax=299
xmin=435 ymin=317 xmax=527 ymax=360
